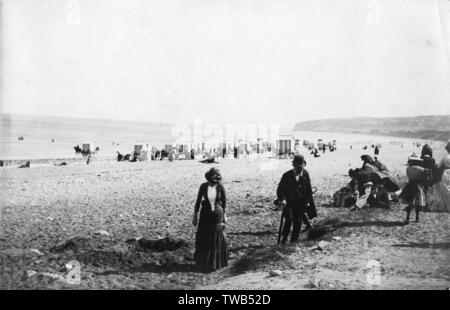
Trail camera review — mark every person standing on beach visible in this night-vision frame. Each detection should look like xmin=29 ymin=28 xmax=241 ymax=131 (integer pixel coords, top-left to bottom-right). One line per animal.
xmin=276 ymin=155 xmax=314 ymax=245
xmin=401 ymin=155 xmax=427 ymax=224
xmin=424 ymin=141 xmax=450 ymax=212
xmin=192 ymin=167 xmax=228 ymax=272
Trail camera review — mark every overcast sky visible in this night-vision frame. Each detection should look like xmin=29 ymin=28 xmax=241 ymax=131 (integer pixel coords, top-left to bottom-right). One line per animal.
xmin=1 ymin=0 xmax=449 ymax=127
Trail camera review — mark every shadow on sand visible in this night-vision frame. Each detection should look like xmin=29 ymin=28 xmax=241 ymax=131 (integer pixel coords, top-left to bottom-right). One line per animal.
xmin=308 ymin=220 xmax=406 ymax=240
xmin=392 ymin=242 xmax=450 ymax=250
xmin=130 ymin=262 xmax=197 ymax=274
xmin=229 ymin=244 xmax=266 ymax=253
xmin=335 ymin=221 xmax=405 ymax=228
xmin=93 ymin=264 xmax=194 ymax=276
xmin=227 ymin=230 xmax=276 ymax=237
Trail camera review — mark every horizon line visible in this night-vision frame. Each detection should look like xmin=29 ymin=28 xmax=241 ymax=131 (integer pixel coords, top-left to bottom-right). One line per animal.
xmin=1 ymin=112 xmax=450 ymax=126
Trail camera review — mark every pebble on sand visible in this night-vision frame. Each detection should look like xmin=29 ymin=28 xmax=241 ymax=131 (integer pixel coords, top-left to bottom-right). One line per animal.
xmin=94 ymin=230 xmax=110 ymax=236
xmin=306 ymin=277 xmax=320 ymax=288
xmin=40 ymin=272 xmax=66 ymax=282
xmin=317 ymin=241 xmax=329 ymax=250
xmin=269 ymin=270 xmax=283 ymax=277
xmin=275 ymin=251 xmax=287 ymax=258
xmin=26 ymin=270 xmax=37 ymax=278
xmin=30 ymin=249 xmax=44 ymax=256
xmin=112 ymin=245 xmax=128 ymax=255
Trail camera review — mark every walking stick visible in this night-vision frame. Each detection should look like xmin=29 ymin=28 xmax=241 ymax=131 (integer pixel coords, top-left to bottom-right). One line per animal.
xmin=277 ymin=206 xmax=285 ymax=245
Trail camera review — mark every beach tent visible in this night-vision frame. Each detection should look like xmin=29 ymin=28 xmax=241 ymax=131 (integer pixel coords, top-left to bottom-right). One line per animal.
xmin=164 ymin=144 xmax=173 ymax=153
xmin=134 ymin=143 xmax=150 ymax=161
xmin=276 ymin=134 xmax=296 ymax=155
xmin=134 ymin=144 xmax=144 ymax=154
xmin=138 ymin=151 xmax=148 ymax=161
xmin=175 ymin=144 xmax=191 ymax=158
xmin=82 ymin=142 xmax=94 ymax=154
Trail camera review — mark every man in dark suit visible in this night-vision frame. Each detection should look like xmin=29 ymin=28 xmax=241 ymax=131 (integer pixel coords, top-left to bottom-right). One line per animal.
xmin=277 ymin=155 xmax=315 ymax=244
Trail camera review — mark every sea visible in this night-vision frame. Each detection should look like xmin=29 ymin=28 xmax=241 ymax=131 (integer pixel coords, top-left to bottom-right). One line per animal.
xmin=0 ymin=114 xmax=173 ymax=160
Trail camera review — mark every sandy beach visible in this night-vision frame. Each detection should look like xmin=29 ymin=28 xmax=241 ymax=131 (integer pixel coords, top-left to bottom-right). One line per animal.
xmin=2 ymin=0 xmax=450 ymax=294
xmin=1 ymin=138 xmax=449 ymax=290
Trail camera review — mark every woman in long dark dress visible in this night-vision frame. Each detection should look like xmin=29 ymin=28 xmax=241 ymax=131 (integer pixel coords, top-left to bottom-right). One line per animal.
xmin=192 ymin=167 xmax=229 ymax=272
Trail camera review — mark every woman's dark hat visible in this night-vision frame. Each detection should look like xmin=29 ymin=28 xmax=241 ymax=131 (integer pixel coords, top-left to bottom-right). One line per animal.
xmin=292 ymin=155 xmax=305 ymax=165
xmin=421 ymin=144 xmax=433 ymax=159
xmin=205 ymin=167 xmax=222 ymax=182
xmin=361 ymin=154 xmax=374 ymax=163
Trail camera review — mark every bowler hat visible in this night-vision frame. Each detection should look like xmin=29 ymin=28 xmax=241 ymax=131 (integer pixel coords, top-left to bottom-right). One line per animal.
xmin=292 ymin=155 xmax=305 ymax=165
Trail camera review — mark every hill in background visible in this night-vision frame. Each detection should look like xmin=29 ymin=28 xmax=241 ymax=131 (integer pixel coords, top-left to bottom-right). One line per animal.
xmin=293 ymin=115 xmax=450 ymax=141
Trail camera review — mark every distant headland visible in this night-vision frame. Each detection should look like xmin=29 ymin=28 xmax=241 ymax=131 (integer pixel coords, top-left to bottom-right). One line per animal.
xmin=293 ymin=115 xmax=450 ymax=141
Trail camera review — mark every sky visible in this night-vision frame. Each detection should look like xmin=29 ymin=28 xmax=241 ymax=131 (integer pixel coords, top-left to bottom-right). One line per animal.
xmin=1 ymin=0 xmax=450 ymax=127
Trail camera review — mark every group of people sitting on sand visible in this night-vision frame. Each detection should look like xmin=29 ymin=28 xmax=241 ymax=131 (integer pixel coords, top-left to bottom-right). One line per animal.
xmin=18 ymin=161 xmax=30 ymax=168
xmin=149 ymin=148 xmax=190 ymax=161
xmin=148 ymin=145 xmax=275 ymax=162
xmin=333 ymin=154 xmax=399 ymax=211
xmin=333 ymin=141 xmax=450 ymax=224
xmin=115 ymin=147 xmax=226 ymax=163
xmin=117 ymin=149 xmax=176 ymax=162
xmin=116 ymin=151 xmax=138 ymax=162
xmin=305 ymin=143 xmax=337 ymax=158
xmin=150 ymin=147 xmax=233 ymax=162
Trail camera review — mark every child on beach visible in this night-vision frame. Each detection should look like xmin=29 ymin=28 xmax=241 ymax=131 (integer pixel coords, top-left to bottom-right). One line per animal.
xmin=367 ymin=182 xmax=390 ymax=208
xmin=401 ymin=155 xmax=427 ymax=223
xmin=350 ymin=182 xmax=373 ymax=211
